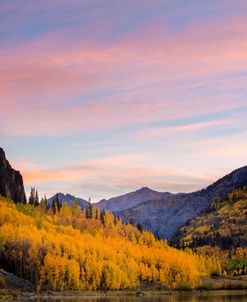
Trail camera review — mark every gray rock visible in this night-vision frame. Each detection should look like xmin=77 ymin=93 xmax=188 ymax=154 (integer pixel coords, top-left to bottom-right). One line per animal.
xmin=0 ymin=268 xmax=34 ymax=291
xmin=0 ymin=148 xmax=26 ymax=203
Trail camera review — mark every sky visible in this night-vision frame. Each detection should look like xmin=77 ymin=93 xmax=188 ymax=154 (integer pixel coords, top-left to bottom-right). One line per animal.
xmin=0 ymin=0 xmax=247 ymax=202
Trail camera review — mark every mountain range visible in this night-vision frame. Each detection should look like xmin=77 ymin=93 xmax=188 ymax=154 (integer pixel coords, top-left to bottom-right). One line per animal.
xmin=96 ymin=187 xmax=171 ymax=211
xmin=171 ymin=186 xmax=247 ymax=266
xmin=111 ymin=166 xmax=247 ymax=239
xmin=48 ymin=166 xmax=247 ymax=240
xmin=1 ymin=146 xmax=247 ymax=242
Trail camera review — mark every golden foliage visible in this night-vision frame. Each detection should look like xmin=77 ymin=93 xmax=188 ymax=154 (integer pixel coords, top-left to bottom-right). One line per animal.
xmin=0 ymin=197 xmax=220 ymax=291
xmin=173 ymin=187 xmax=247 ymax=275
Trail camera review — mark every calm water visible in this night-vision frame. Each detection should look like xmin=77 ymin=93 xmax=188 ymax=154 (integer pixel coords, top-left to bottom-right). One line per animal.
xmin=26 ymin=291 xmax=247 ymax=302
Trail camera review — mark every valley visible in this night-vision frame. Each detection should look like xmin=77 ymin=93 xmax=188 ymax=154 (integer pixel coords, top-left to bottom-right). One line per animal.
xmin=0 ymin=147 xmax=246 ymax=298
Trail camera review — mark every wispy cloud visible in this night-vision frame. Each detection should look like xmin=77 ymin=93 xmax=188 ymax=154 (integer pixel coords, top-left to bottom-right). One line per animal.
xmin=134 ymin=119 xmax=235 ymax=140
xmin=1 ymin=11 xmax=247 ymax=136
xmin=1 ymin=1 xmax=247 ymax=199
xmin=13 ymin=153 xmax=214 ymax=200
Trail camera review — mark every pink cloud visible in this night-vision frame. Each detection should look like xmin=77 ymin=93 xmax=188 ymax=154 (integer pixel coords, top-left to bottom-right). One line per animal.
xmin=134 ymin=119 xmax=234 ymax=140
xmin=1 ymin=14 xmax=247 ymax=136
xmin=14 ymin=152 xmax=214 ymax=199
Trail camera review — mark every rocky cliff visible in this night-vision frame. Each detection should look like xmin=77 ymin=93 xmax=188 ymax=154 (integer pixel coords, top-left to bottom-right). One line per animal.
xmin=0 ymin=148 xmax=26 ymax=203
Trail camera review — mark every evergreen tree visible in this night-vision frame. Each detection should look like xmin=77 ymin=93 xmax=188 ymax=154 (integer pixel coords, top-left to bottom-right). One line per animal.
xmin=57 ymin=198 xmax=62 ymax=213
xmin=51 ymin=199 xmax=56 ymax=215
xmin=86 ymin=203 xmax=93 ymax=219
xmin=28 ymin=187 xmax=36 ymax=206
xmin=85 ymin=204 xmax=89 ymax=219
xmin=100 ymin=209 xmax=105 ymax=225
xmin=137 ymin=223 xmax=144 ymax=233
xmin=34 ymin=190 xmax=39 ymax=207
xmin=95 ymin=208 xmax=99 ymax=220
xmin=44 ymin=195 xmax=48 ymax=209
xmin=39 ymin=196 xmax=48 ymax=213
xmin=89 ymin=203 xmax=92 ymax=218
xmin=114 ymin=215 xmax=117 ymax=226
xmin=52 ymin=194 xmax=61 ymax=214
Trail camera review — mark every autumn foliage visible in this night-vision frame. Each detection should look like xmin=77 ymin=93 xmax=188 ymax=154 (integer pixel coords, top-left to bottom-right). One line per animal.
xmin=172 ymin=187 xmax=247 ymax=276
xmin=0 ymin=197 xmax=221 ymax=291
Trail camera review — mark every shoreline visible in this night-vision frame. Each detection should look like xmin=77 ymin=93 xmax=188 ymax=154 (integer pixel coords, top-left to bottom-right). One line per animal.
xmin=1 ymin=289 xmax=247 ymax=301
xmin=18 ymin=289 xmax=247 ymax=299
xmin=1 ymin=276 xmax=247 ymax=300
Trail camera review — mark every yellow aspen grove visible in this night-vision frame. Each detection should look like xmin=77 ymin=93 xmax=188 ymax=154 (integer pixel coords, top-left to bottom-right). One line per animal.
xmin=0 ymin=197 xmax=221 ymax=291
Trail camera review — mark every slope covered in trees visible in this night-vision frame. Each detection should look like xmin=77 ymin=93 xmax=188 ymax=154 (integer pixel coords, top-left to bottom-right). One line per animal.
xmin=0 ymin=196 xmax=221 ymax=291
xmin=171 ymin=187 xmax=247 ymax=275
xmin=112 ymin=166 xmax=247 ymax=239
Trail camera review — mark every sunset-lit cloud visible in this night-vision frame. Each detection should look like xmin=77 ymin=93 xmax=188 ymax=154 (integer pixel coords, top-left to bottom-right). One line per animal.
xmin=1 ymin=13 xmax=247 ymax=136
xmin=13 ymin=154 xmax=214 ymax=201
xmin=1 ymin=0 xmax=247 ymax=199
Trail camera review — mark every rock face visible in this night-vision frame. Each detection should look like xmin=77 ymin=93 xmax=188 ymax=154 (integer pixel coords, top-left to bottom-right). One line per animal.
xmin=0 ymin=269 xmax=34 ymax=291
xmin=96 ymin=187 xmax=171 ymax=212
xmin=107 ymin=166 xmax=247 ymax=240
xmin=47 ymin=192 xmax=88 ymax=209
xmin=0 ymin=148 xmax=26 ymax=203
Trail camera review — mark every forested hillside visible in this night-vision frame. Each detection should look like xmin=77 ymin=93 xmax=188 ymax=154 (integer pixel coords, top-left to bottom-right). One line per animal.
xmin=0 ymin=196 xmax=220 ymax=291
xmin=172 ymin=187 xmax=247 ymax=275
xmin=117 ymin=166 xmax=247 ymax=239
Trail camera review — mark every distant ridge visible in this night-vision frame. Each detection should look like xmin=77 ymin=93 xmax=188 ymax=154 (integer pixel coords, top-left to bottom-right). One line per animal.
xmin=96 ymin=186 xmax=171 ymax=211
xmin=52 ymin=166 xmax=247 ymax=240
xmin=117 ymin=166 xmax=247 ymax=239
xmin=47 ymin=192 xmax=88 ymax=209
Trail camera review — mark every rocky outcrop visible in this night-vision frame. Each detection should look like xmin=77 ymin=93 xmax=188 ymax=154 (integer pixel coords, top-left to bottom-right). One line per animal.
xmin=0 ymin=269 xmax=34 ymax=291
xmin=0 ymin=148 xmax=26 ymax=203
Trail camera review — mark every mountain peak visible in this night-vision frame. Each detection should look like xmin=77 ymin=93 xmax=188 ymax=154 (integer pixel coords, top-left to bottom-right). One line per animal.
xmin=0 ymin=147 xmax=6 ymax=161
xmin=139 ymin=186 xmax=151 ymax=192
xmin=118 ymin=165 xmax=247 ymax=240
xmin=47 ymin=192 xmax=88 ymax=209
xmin=96 ymin=187 xmax=171 ymax=212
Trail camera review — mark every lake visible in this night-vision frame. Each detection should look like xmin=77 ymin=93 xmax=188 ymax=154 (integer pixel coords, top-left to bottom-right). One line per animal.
xmin=26 ymin=291 xmax=247 ymax=302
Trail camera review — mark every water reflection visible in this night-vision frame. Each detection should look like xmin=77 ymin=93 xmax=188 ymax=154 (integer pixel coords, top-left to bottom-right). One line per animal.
xmin=30 ymin=292 xmax=247 ymax=302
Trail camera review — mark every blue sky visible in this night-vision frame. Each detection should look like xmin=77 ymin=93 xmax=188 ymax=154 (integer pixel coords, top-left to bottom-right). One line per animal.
xmin=0 ymin=0 xmax=247 ymax=201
